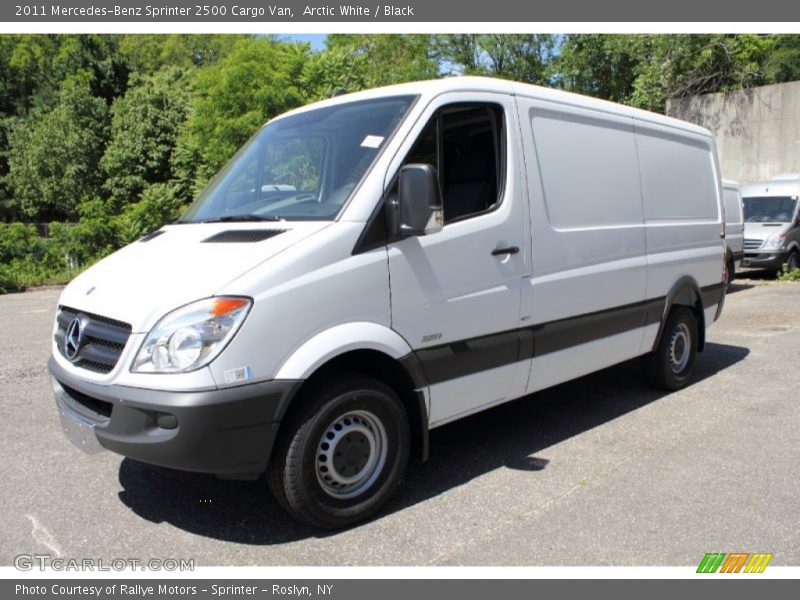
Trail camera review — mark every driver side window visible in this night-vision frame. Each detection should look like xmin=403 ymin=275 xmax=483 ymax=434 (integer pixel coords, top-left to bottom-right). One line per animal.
xmin=404 ymin=103 xmax=505 ymax=224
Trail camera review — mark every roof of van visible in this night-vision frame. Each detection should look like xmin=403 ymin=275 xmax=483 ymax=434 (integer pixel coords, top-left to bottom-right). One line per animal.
xmin=273 ymin=76 xmax=712 ymax=138
xmin=741 ymin=177 xmax=800 ymax=196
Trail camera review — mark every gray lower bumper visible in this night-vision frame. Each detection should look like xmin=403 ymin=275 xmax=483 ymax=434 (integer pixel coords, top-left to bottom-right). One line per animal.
xmin=49 ymin=357 xmax=302 ymax=478
xmin=741 ymin=251 xmax=788 ymax=270
xmin=53 ymin=377 xmax=104 ymax=454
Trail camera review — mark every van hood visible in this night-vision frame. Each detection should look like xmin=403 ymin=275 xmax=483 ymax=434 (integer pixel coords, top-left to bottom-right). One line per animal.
xmin=59 ymin=222 xmax=330 ymax=332
xmin=743 ymin=222 xmax=789 ymax=242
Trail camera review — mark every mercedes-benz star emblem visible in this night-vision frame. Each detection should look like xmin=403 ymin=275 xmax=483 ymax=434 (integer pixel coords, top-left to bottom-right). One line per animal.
xmin=64 ymin=317 xmax=84 ymax=361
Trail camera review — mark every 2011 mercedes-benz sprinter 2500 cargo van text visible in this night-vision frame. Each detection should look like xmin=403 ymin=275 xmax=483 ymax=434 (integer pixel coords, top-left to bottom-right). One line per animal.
xmin=50 ymin=77 xmax=727 ymax=528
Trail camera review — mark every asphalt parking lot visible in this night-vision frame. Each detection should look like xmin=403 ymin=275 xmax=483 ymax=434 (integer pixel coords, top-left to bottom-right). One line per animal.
xmin=1 ymin=276 xmax=798 ymax=567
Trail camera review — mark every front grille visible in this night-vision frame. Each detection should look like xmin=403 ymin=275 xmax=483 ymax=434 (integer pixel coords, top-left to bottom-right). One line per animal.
xmin=54 ymin=306 xmax=132 ymax=374
xmin=743 ymin=238 xmax=763 ymax=251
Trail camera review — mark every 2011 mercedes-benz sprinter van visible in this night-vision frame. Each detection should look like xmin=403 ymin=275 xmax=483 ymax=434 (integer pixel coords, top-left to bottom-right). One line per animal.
xmin=49 ymin=77 xmax=726 ymax=528
xmin=740 ymin=174 xmax=800 ymax=274
xmin=722 ymin=179 xmax=744 ymax=287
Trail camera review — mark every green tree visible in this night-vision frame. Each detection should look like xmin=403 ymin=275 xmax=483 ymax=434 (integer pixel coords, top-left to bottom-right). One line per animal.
xmin=299 ymin=45 xmax=359 ymax=101
xmin=101 ymin=67 xmax=192 ymax=208
xmin=437 ymin=34 xmax=555 ymax=84
xmin=0 ymin=35 xmax=55 ymax=116
xmin=1 ymin=35 xmax=127 ymax=111
xmin=553 ymin=34 xmax=790 ymax=113
xmin=763 ymin=34 xmax=800 ymax=82
xmin=322 ymin=35 xmax=440 ymax=91
xmin=5 ymin=73 xmax=109 ymax=220
xmin=115 ymin=182 xmax=185 ymax=245
xmin=553 ymin=35 xmax=645 ymax=104
xmin=118 ymin=34 xmax=244 ymax=73
xmin=175 ymin=37 xmax=309 ymax=187
xmin=53 ymin=198 xmax=119 ymax=263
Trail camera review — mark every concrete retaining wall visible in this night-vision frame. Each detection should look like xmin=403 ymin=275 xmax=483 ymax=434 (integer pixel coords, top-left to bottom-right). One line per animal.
xmin=667 ymin=81 xmax=800 ymax=185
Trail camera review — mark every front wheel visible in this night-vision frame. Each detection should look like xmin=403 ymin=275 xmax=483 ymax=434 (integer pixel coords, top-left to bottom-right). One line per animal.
xmin=267 ymin=374 xmax=409 ymax=529
xmin=642 ymin=306 xmax=698 ymax=391
xmin=785 ymin=250 xmax=799 ymax=273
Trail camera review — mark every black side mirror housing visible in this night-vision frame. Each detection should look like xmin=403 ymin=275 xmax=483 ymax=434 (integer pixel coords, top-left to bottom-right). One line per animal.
xmin=395 ymin=164 xmax=444 ymax=237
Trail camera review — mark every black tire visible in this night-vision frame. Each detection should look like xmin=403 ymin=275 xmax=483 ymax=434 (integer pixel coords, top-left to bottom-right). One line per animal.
xmin=642 ymin=306 xmax=698 ymax=391
xmin=785 ymin=250 xmax=800 ymax=273
xmin=267 ymin=374 xmax=409 ymax=529
xmin=726 ymin=256 xmax=735 ymax=289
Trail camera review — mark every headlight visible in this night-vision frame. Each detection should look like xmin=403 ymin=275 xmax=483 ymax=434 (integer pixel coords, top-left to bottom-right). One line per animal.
xmin=133 ymin=297 xmax=252 ymax=373
xmin=762 ymin=234 xmax=785 ymax=250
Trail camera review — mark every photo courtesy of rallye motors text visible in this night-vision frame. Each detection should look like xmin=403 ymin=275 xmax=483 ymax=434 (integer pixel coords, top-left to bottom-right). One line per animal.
xmin=16 ymin=585 xmax=196 ymax=597
xmin=51 ymin=76 xmax=727 ymax=529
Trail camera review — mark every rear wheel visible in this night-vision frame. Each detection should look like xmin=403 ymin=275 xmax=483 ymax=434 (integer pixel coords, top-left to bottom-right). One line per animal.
xmin=642 ymin=306 xmax=698 ymax=391
xmin=267 ymin=374 xmax=409 ymax=529
xmin=726 ymin=256 xmax=735 ymax=288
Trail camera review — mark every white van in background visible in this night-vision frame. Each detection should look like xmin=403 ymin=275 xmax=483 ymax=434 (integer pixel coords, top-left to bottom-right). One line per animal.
xmin=49 ymin=77 xmax=726 ymax=528
xmin=722 ymin=179 xmax=745 ymax=286
xmin=741 ymin=174 xmax=800 ymax=274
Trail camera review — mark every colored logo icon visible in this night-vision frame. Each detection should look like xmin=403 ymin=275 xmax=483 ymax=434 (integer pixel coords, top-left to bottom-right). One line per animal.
xmin=697 ymin=552 xmax=773 ymax=573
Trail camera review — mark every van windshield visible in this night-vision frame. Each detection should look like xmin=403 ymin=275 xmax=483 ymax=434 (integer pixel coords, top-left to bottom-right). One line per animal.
xmin=180 ymin=95 xmax=416 ymax=223
xmin=743 ymin=196 xmax=798 ymax=223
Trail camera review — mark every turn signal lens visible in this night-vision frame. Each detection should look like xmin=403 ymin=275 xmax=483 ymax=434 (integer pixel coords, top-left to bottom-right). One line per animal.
xmin=211 ymin=298 xmax=249 ymax=316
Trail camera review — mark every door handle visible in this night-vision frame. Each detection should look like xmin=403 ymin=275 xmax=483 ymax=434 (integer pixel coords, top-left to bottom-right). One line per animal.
xmin=491 ymin=246 xmax=519 ymax=256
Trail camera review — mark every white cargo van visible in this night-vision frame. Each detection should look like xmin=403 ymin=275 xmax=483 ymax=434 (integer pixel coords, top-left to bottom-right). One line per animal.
xmin=722 ymin=180 xmax=744 ymax=286
xmin=740 ymin=174 xmax=800 ymax=274
xmin=50 ymin=77 xmax=726 ymax=528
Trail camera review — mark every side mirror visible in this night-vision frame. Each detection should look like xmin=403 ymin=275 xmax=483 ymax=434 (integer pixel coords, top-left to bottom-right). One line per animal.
xmin=396 ymin=164 xmax=443 ymax=236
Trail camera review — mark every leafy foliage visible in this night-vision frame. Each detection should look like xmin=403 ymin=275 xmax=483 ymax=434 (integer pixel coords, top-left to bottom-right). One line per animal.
xmin=777 ymin=262 xmax=800 ymax=282
xmin=101 ymin=67 xmax=192 ymax=208
xmin=177 ymin=37 xmax=308 ymax=186
xmin=437 ymin=34 xmax=555 ymax=84
xmin=115 ymin=183 xmax=184 ymax=245
xmin=1 ymin=33 xmax=800 ymax=293
xmin=5 ymin=73 xmax=110 ymax=221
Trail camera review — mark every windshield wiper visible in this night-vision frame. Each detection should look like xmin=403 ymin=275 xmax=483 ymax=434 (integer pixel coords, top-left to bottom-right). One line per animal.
xmin=180 ymin=214 xmax=285 ymax=224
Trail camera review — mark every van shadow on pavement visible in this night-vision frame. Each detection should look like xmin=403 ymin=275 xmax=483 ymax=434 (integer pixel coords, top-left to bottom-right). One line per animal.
xmin=117 ymin=342 xmax=749 ymax=545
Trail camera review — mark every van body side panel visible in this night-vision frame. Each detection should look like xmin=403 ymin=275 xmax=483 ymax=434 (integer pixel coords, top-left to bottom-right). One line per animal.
xmin=516 ymin=97 xmax=648 ymax=394
xmin=633 ymin=119 xmax=725 ymax=351
xmin=386 ymin=92 xmax=530 ymax=425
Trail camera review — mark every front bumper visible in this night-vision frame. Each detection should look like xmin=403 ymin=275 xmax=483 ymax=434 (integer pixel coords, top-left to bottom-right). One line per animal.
xmin=741 ymin=250 xmax=788 ymax=271
xmin=49 ymin=357 xmax=301 ymax=478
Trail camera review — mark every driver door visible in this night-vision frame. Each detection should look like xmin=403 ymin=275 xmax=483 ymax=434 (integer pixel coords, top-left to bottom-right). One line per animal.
xmin=386 ymin=93 xmax=530 ymax=427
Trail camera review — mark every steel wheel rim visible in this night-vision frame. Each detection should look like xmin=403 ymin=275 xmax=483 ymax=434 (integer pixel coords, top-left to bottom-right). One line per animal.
xmin=669 ymin=322 xmax=691 ymax=374
xmin=315 ymin=408 xmax=388 ymax=499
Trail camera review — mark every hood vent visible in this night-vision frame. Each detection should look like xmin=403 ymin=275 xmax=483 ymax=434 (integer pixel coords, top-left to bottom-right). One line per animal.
xmin=139 ymin=230 xmax=165 ymax=242
xmin=202 ymin=229 xmax=287 ymax=243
